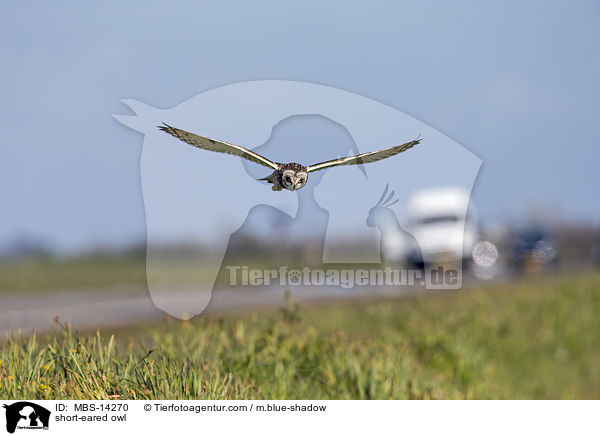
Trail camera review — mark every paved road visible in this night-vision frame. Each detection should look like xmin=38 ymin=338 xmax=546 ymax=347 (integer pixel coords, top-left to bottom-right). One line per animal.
xmin=0 ymin=285 xmax=419 ymax=337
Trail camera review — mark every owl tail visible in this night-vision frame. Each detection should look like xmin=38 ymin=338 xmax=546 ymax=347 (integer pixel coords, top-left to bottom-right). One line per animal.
xmin=258 ymin=172 xmax=276 ymax=183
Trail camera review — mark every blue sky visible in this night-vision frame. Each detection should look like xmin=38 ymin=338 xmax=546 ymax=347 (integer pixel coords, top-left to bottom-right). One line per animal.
xmin=1 ymin=1 xmax=599 ymax=252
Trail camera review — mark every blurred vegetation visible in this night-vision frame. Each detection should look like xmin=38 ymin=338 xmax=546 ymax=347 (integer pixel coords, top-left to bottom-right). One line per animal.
xmin=0 ymin=252 xmax=419 ymax=293
xmin=0 ymin=253 xmax=147 ymax=292
xmin=0 ymin=250 xmax=222 ymax=292
xmin=1 ymin=271 xmax=599 ymax=399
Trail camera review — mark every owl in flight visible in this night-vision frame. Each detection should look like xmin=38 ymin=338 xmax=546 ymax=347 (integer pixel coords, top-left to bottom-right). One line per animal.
xmin=158 ymin=123 xmax=421 ymax=191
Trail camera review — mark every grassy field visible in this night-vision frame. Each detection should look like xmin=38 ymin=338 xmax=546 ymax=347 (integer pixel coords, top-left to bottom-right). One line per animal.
xmin=1 ymin=271 xmax=599 ymax=399
xmin=0 ymin=254 xmax=147 ymax=292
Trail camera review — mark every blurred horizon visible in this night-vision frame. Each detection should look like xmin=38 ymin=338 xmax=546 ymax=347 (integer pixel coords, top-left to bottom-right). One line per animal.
xmin=1 ymin=1 xmax=599 ymax=255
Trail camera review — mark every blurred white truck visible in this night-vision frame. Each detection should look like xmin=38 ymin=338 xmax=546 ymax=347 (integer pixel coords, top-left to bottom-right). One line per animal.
xmin=406 ymin=186 xmax=478 ymax=268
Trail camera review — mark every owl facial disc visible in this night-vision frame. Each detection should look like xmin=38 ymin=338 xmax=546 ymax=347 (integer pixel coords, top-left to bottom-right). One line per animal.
xmin=281 ymin=168 xmax=308 ymax=191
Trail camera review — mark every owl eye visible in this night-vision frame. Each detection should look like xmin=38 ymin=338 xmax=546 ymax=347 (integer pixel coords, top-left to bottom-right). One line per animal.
xmin=285 ymin=176 xmax=292 ymax=183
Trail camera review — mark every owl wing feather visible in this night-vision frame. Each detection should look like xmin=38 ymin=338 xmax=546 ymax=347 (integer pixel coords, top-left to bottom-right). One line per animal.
xmin=158 ymin=123 xmax=280 ymax=170
xmin=306 ymin=138 xmax=421 ymax=173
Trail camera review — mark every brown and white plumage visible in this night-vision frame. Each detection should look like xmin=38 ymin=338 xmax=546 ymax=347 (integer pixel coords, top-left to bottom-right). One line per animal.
xmin=158 ymin=123 xmax=421 ymax=191
xmin=305 ymin=140 xmax=420 ymax=173
xmin=158 ymin=123 xmax=279 ymax=170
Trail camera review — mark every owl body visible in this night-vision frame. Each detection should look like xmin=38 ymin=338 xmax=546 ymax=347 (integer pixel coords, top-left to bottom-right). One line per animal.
xmin=158 ymin=123 xmax=421 ymax=192
xmin=261 ymin=163 xmax=309 ymax=191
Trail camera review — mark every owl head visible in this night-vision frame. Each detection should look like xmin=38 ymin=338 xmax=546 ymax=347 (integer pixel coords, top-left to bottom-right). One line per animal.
xmin=281 ymin=168 xmax=308 ymax=191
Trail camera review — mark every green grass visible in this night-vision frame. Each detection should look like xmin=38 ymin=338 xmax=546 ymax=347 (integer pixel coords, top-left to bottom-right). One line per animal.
xmin=1 ymin=272 xmax=600 ymax=399
xmin=0 ymin=254 xmax=147 ymax=292
xmin=0 ymin=252 xmax=219 ymax=293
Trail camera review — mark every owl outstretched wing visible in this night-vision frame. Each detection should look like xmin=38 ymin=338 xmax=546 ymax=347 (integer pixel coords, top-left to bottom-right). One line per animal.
xmin=158 ymin=123 xmax=280 ymax=170
xmin=306 ymin=138 xmax=421 ymax=173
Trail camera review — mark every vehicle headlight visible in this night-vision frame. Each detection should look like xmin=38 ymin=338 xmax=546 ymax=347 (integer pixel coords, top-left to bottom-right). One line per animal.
xmin=472 ymin=241 xmax=499 ymax=267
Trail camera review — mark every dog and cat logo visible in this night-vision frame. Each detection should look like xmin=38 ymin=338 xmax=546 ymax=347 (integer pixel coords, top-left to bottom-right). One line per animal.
xmin=2 ymin=402 xmax=50 ymax=433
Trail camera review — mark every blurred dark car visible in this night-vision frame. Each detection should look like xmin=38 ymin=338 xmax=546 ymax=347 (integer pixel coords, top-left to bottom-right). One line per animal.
xmin=509 ymin=230 xmax=559 ymax=273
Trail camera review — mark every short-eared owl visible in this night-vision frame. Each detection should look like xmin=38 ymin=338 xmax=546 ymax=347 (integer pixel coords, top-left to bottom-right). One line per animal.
xmin=158 ymin=123 xmax=421 ymax=191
